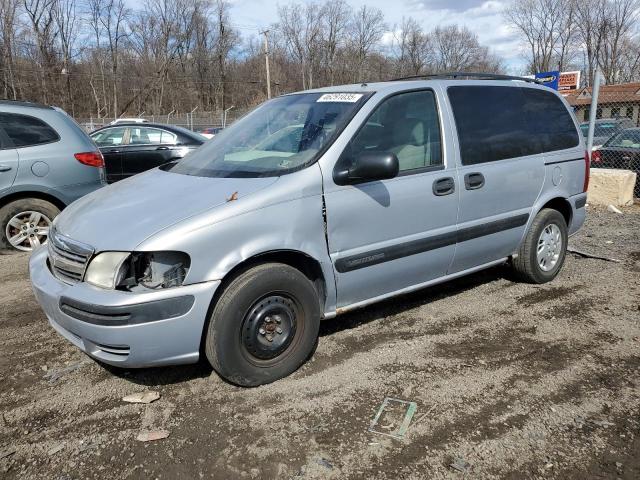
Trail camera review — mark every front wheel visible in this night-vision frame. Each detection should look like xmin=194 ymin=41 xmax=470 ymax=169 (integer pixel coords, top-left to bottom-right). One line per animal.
xmin=512 ymin=208 xmax=568 ymax=284
xmin=204 ymin=263 xmax=321 ymax=387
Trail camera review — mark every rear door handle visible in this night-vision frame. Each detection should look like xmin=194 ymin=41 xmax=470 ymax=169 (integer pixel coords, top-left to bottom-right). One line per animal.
xmin=0 ymin=165 xmax=12 ymax=172
xmin=433 ymin=177 xmax=455 ymax=196
xmin=464 ymin=172 xmax=485 ymax=190
xmin=107 ymin=149 xmax=120 ymax=153
xmin=156 ymin=146 xmax=170 ymax=151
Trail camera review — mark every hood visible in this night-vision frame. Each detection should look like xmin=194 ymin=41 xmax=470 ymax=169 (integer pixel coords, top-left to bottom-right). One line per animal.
xmin=55 ymin=168 xmax=278 ymax=251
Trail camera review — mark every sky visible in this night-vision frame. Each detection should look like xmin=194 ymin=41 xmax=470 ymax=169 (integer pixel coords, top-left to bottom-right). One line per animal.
xmin=228 ymin=0 xmax=527 ymax=73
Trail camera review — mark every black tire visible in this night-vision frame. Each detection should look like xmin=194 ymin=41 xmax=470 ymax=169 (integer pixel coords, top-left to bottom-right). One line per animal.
xmin=512 ymin=208 xmax=568 ymax=284
xmin=205 ymin=263 xmax=321 ymax=387
xmin=0 ymin=198 xmax=59 ymax=251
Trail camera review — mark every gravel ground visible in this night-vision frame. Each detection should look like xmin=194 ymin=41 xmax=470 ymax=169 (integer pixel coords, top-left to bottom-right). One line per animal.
xmin=0 ymin=205 xmax=639 ymax=479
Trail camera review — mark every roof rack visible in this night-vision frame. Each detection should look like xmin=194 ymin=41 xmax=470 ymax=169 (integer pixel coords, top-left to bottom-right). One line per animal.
xmin=390 ymin=72 xmax=541 ymax=84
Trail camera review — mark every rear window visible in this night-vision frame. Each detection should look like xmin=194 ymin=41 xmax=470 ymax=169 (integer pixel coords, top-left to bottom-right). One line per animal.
xmin=522 ymin=88 xmax=580 ymax=153
xmin=448 ymin=86 xmax=579 ymax=165
xmin=0 ymin=112 xmax=60 ymax=148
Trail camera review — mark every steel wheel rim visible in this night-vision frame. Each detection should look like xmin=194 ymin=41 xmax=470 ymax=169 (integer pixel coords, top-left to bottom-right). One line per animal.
xmin=241 ymin=294 xmax=299 ymax=361
xmin=536 ymin=223 xmax=562 ymax=272
xmin=5 ymin=211 xmax=52 ymax=252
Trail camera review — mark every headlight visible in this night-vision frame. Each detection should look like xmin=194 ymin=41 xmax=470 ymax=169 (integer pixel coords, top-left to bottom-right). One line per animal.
xmin=85 ymin=252 xmax=130 ymax=289
xmin=85 ymin=251 xmax=190 ymax=290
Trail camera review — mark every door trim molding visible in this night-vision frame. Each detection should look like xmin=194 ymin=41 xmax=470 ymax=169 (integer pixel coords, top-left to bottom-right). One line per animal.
xmin=545 ymin=157 xmax=582 ymax=166
xmin=334 ymin=213 xmax=529 ymax=273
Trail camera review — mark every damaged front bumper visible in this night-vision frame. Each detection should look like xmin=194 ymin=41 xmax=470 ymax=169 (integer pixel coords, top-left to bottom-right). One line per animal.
xmin=29 ymin=246 xmax=219 ymax=367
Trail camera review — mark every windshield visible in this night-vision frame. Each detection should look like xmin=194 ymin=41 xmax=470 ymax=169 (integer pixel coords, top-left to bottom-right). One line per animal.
xmin=165 ymin=92 xmax=368 ymax=177
xmin=605 ymin=130 xmax=640 ymax=149
xmin=580 ymin=122 xmax=622 ymax=138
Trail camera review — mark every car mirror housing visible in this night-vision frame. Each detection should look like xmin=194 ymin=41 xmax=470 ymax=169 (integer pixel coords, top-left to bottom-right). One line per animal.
xmin=334 ymin=151 xmax=399 ymax=185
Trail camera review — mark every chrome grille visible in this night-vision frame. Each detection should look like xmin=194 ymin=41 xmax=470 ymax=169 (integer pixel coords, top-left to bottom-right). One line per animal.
xmin=48 ymin=228 xmax=94 ymax=284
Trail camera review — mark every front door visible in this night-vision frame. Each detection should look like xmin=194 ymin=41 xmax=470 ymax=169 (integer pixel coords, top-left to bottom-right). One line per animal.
xmin=322 ymin=89 xmax=459 ymax=308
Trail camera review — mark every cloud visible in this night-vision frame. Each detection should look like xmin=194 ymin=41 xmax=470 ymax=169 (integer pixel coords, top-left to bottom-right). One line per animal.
xmin=409 ymin=0 xmax=497 ymax=12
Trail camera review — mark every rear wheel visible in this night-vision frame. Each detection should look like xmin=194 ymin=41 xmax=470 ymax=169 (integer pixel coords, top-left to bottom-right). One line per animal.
xmin=512 ymin=208 xmax=568 ymax=284
xmin=204 ymin=263 xmax=321 ymax=387
xmin=0 ymin=199 xmax=59 ymax=252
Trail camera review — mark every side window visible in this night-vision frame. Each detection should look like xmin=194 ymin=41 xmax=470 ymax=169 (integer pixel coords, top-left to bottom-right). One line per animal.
xmin=91 ymin=127 xmax=127 ymax=147
xmin=0 ymin=112 xmax=59 ymax=148
xmin=344 ymin=90 xmax=442 ymax=173
xmin=129 ymin=127 xmax=162 ymax=145
xmin=448 ymin=86 xmax=536 ymax=165
xmin=522 ymin=88 xmax=579 ymax=152
xmin=160 ymin=130 xmax=177 ymax=145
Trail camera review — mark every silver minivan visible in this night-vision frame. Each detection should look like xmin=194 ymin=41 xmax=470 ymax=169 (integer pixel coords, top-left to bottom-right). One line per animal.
xmin=30 ymin=76 xmax=589 ymax=386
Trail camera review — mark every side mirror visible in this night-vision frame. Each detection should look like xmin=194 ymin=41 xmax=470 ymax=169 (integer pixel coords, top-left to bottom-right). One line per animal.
xmin=334 ymin=151 xmax=399 ymax=185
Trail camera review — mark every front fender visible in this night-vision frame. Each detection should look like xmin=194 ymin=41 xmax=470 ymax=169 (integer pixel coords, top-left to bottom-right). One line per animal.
xmin=137 ymin=164 xmax=337 ymax=314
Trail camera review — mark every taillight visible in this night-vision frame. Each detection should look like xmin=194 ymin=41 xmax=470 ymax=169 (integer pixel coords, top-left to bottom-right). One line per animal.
xmin=74 ymin=151 xmax=104 ymax=168
xmin=583 ymin=150 xmax=590 ymax=193
xmin=591 ymin=150 xmax=602 ymax=163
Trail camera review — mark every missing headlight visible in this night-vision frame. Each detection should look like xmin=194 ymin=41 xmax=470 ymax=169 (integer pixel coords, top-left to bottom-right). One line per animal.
xmin=117 ymin=251 xmax=190 ymax=291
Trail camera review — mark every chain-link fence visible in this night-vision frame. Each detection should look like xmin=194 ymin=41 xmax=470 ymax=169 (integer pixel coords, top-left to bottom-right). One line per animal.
xmin=76 ymin=109 xmax=250 ymax=135
xmin=565 ymin=76 xmax=640 ymax=198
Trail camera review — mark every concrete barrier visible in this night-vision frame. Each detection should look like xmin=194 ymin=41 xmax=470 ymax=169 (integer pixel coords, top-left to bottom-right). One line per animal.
xmin=588 ymin=168 xmax=637 ymax=207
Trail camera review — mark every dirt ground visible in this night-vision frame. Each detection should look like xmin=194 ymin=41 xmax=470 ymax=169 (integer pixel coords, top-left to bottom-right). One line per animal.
xmin=1 ymin=205 xmax=639 ymax=480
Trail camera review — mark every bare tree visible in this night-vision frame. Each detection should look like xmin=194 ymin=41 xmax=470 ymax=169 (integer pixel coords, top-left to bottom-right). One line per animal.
xmin=23 ymin=0 xmax=58 ymax=103
xmin=348 ymin=5 xmax=385 ymax=82
xmin=432 ymin=25 xmax=489 ymax=72
xmin=598 ymin=0 xmax=640 ymax=83
xmin=320 ymin=0 xmax=351 ymax=85
xmin=278 ymin=1 xmax=324 ymax=89
xmin=2 ymin=0 xmax=521 ymax=119
xmin=213 ymin=0 xmax=237 ymax=112
xmin=574 ymin=0 xmax=610 ymax=85
xmin=505 ymin=0 xmax=577 ymax=74
xmin=100 ymin=0 xmax=129 ymax=117
xmin=53 ymin=0 xmax=79 ymax=114
xmin=0 ymin=0 xmax=20 ymax=99
xmin=394 ymin=17 xmax=432 ymax=76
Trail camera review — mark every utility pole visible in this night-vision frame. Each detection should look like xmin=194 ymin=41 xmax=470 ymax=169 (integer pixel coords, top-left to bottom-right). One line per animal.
xmin=262 ymin=30 xmax=272 ymax=99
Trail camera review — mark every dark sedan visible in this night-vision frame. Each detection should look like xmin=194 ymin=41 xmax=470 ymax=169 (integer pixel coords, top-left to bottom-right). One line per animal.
xmin=592 ymin=128 xmax=640 ymax=196
xmin=90 ymin=123 xmax=206 ymax=183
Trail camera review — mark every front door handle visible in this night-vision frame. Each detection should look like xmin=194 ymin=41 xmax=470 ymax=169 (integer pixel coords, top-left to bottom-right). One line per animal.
xmin=0 ymin=165 xmax=12 ymax=172
xmin=464 ymin=172 xmax=485 ymax=190
xmin=433 ymin=177 xmax=455 ymax=196
xmin=156 ymin=146 xmax=170 ymax=151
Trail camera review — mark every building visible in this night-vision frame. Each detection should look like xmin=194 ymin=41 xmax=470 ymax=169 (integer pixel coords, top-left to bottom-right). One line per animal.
xmin=564 ymin=82 xmax=640 ymax=125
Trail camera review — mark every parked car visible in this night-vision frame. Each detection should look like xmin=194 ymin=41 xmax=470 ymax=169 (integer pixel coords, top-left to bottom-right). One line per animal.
xmin=592 ymin=127 xmax=640 ymax=196
xmin=110 ymin=118 xmax=148 ymax=125
xmin=0 ymin=100 xmax=105 ymax=251
xmin=198 ymin=127 xmax=223 ymax=139
xmin=90 ymin=123 xmax=206 ymax=183
xmin=30 ymin=75 xmax=588 ymax=387
xmin=579 ymin=117 xmax=633 ymax=150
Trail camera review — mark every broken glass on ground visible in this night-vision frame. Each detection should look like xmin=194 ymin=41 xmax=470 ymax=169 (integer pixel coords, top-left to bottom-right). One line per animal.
xmin=368 ymin=397 xmax=417 ymax=439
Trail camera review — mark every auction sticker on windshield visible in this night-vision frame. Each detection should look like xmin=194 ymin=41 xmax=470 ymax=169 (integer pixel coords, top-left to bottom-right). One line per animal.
xmin=317 ymin=93 xmax=363 ymax=103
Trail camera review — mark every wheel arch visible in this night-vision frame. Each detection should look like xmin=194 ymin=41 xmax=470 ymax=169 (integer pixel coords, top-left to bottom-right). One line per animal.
xmin=535 ymin=196 xmax=573 ymax=229
xmin=514 ymin=195 xmax=573 ymax=256
xmin=0 ymin=189 xmax=66 ymax=212
xmin=198 ymin=249 xmax=332 ymax=355
xmin=218 ymin=249 xmax=328 ymax=307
